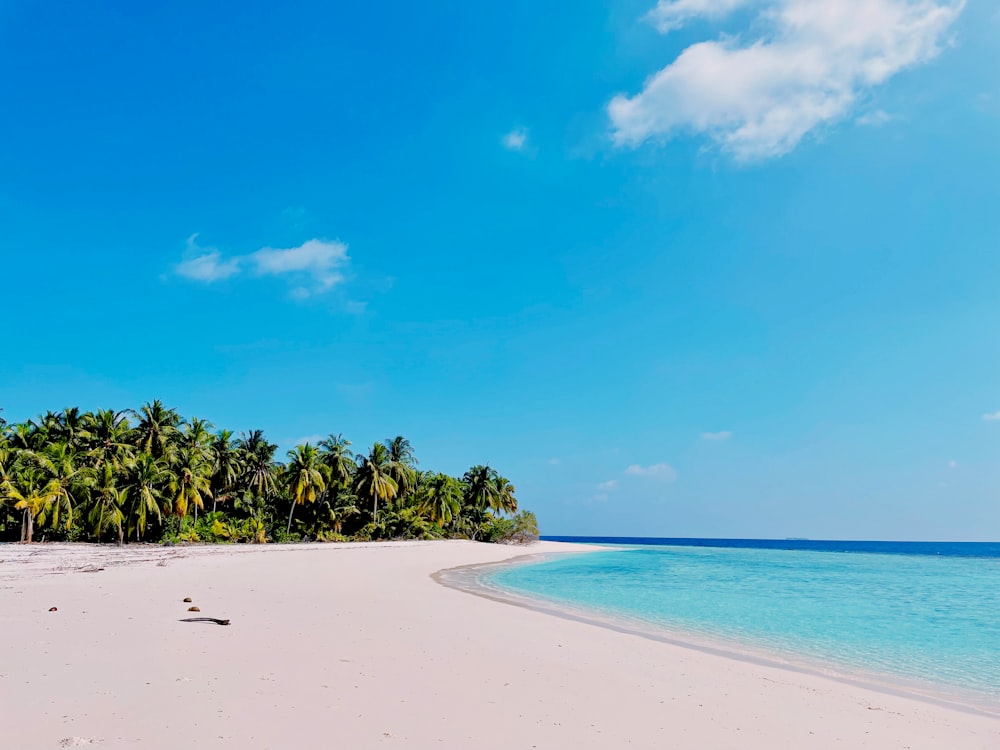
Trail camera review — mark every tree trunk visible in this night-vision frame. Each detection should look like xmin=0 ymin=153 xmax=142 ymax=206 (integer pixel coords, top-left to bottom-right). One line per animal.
xmin=286 ymin=502 xmax=296 ymax=536
xmin=372 ymin=496 xmax=377 ymax=523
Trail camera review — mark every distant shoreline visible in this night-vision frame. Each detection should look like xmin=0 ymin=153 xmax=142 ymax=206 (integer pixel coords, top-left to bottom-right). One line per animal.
xmin=540 ymin=535 xmax=1000 ymax=557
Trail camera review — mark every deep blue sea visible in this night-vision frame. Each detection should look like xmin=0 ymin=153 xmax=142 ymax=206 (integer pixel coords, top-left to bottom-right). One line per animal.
xmin=487 ymin=537 xmax=1000 ymax=704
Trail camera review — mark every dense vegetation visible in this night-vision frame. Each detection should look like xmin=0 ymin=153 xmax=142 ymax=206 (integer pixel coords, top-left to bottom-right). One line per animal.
xmin=0 ymin=402 xmax=538 ymax=545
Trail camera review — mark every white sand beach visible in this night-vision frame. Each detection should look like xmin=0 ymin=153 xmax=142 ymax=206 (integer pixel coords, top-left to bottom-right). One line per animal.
xmin=1 ymin=540 xmax=998 ymax=749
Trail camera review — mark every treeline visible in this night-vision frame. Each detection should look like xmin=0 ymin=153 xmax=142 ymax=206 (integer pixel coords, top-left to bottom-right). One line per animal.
xmin=0 ymin=401 xmax=537 ymax=545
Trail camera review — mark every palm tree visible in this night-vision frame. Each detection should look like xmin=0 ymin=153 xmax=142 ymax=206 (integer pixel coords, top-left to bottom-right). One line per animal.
xmin=122 ymin=454 xmax=170 ymax=541
xmin=461 ymin=465 xmax=500 ymax=541
xmin=34 ymin=442 xmax=92 ymax=533
xmin=173 ymin=419 xmax=215 ymax=523
xmin=83 ymin=409 xmax=134 ymax=470
xmin=463 ymin=465 xmax=499 ymax=512
xmin=2 ymin=466 xmax=61 ymax=542
xmin=8 ymin=422 xmax=41 ymax=452
xmin=492 ymin=474 xmax=518 ymax=516
xmin=89 ymin=462 xmax=125 ymax=544
xmin=284 ymin=444 xmax=327 ymax=535
xmin=319 ymin=433 xmax=354 ymax=488
xmin=418 ymin=473 xmax=461 ymax=527
xmin=53 ymin=407 xmax=92 ymax=451
xmin=168 ymin=443 xmax=212 ymax=522
xmin=209 ymin=430 xmax=241 ymax=514
xmin=236 ymin=430 xmax=278 ymax=499
xmin=385 ymin=435 xmax=417 ymax=467
xmin=382 ymin=435 xmax=417 ymax=502
xmin=131 ymin=400 xmax=180 ymax=459
xmin=354 ymin=443 xmax=400 ymax=524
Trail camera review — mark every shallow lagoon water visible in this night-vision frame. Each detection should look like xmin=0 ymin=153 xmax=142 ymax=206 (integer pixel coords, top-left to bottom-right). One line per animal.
xmin=488 ymin=543 xmax=1000 ymax=702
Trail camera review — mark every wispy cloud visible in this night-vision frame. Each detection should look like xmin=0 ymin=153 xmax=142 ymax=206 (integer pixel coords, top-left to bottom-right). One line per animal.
xmin=856 ymin=109 xmax=893 ymax=126
xmin=948 ymin=460 xmax=958 ymax=469
xmin=175 ymin=236 xmax=349 ymax=298
xmin=597 ymin=479 xmax=618 ymax=491
xmin=625 ymin=462 xmax=678 ymax=481
xmin=646 ymin=0 xmax=752 ymax=32
xmin=547 ymin=458 xmax=562 ymax=465
xmin=175 ymin=235 xmax=241 ymax=281
xmin=609 ymin=0 xmax=964 ymax=161
xmin=982 ymin=410 xmax=1000 ymax=421
xmin=502 ymin=127 xmax=529 ymax=151
xmin=701 ymin=430 xmax=732 ymax=441
xmin=251 ymin=239 xmax=348 ymax=294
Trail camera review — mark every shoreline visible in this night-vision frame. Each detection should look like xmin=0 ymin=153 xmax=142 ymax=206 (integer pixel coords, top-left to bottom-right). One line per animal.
xmin=435 ymin=547 xmax=1000 ymax=720
xmin=3 ymin=540 xmax=999 ymax=749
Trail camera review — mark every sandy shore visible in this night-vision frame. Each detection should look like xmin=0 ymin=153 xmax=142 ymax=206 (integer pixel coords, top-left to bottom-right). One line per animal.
xmin=2 ymin=541 xmax=998 ymax=749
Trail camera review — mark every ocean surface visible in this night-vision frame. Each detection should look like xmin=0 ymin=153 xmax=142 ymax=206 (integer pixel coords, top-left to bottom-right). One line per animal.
xmin=486 ymin=537 xmax=1000 ymax=705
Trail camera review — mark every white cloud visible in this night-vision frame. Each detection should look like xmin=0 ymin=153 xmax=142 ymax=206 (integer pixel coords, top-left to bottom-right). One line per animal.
xmin=609 ymin=0 xmax=965 ymax=161
xmin=948 ymin=460 xmax=957 ymax=469
xmin=856 ymin=109 xmax=893 ymax=126
xmin=502 ymin=127 xmax=528 ymax=151
xmin=647 ymin=0 xmax=753 ymax=32
xmin=597 ymin=479 xmax=618 ymax=491
xmin=701 ymin=430 xmax=733 ymax=441
xmin=174 ymin=235 xmax=241 ymax=282
xmin=982 ymin=411 xmax=1000 ymax=421
xmin=250 ymin=239 xmax=348 ymax=291
xmin=625 ymin=462 xmax=678 ymax=481
xmin=174 ymin=237 xmax=349 ymax=297
xmin=547 ymin=458 xmax=561 ymax=465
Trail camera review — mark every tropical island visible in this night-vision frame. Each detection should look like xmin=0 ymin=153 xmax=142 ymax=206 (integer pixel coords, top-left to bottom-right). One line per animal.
xmin=0 ymin=401 xmax=537 ymax=545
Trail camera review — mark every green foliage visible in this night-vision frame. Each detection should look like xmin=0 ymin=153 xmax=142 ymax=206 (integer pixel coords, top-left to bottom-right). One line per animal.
xmin=0 ymin=403 xmax=535 ymax=545
xmin=484 ymin=511 xmax=539 ymax=544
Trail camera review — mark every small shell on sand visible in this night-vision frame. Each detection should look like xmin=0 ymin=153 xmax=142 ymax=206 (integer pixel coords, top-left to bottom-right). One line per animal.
xmin=49 ymin=607 xmax=58 ymax=612
xmin=183 ymin=597 xmax=192 ymax=603
xmin=188 ymin=606 xmax=200 ymax=612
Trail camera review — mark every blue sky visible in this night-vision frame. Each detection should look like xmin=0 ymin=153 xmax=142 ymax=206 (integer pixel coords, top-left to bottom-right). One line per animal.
xmin=2 ymin=0 xmax=998 ymax=539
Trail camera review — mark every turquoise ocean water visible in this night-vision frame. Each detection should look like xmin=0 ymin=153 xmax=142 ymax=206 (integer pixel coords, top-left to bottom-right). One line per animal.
xmin=486 ymin=540 xmax=1000 ymax=706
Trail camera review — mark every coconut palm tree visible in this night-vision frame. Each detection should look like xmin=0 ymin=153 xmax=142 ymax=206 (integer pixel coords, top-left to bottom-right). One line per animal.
xmin=463 ymin=465 xmax=499 ymax=512
xmin=2 ymin=466 xmax=61 ymax=542
xmin=319 ymin=433 xmax=354 ymax=488
xmin=418 ymin=472 xmax=461 ymax=527
xmin=354 ymin=442 xmax=400 ymax=524
xmin=89 ymin=462 xmax=125 ymax=544
xmin=492 ymin=474 xmax=518 ymax=516
xmin=131 ymin=400 xmax=180 ymax=459
xmin=461 ymin=465 xmax=500 ymax=541
xmin=168 ymin=442 xmax=212 ymax=522
xmin=122 ymin=453 xmax=171 ymax=541
xmin=284 ymin=444 xmax=327 ymax=535
xmin=34 ymin=442 xmax=92 ymax=533
xmin=83 ymin=409 xmax=134 ymax=470
xmin=8 ymin=422 xmax=41 ymax=452
xmin=236 ymin=429 xmax=278 ymax=499
xmin=53 ymin=407 xmax=92 ymax=451
xmin=383 ymin=435 xmax=417 ymax=501
xmin=209 ymin=429 xmax=241 ymax=514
